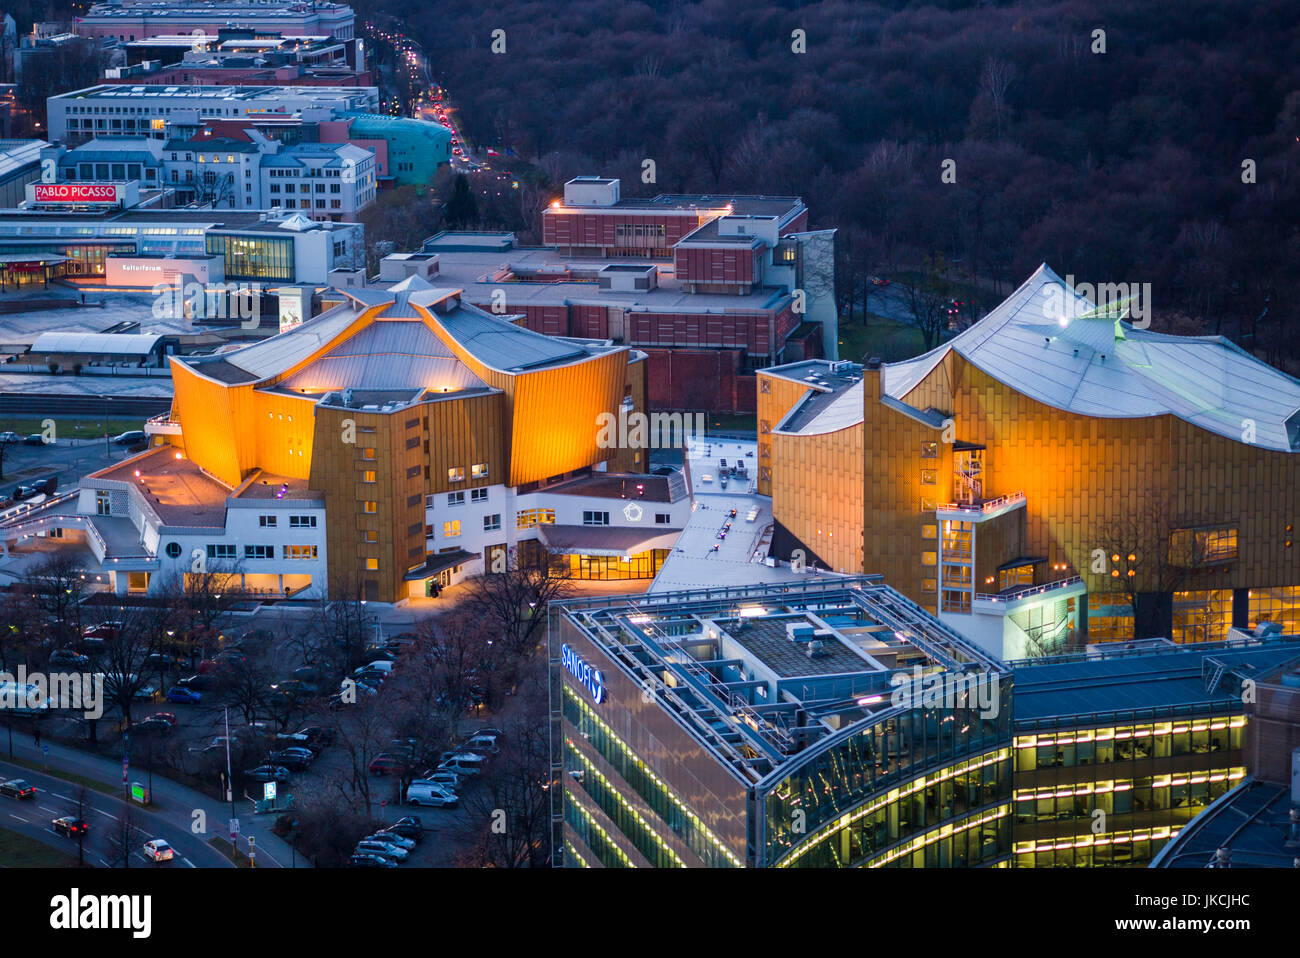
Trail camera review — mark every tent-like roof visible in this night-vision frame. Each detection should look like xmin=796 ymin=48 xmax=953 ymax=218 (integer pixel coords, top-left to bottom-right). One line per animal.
xmin=876 ymin=264 xmax=1300 ymax=452
xmin=31 ymin=331 xmax=163 ymax=355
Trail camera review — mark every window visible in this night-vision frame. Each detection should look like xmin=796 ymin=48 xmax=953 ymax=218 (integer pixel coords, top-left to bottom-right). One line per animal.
xmin=484 ymin=514 xmax=501 ymax=532
xmin=471 ymin=462 xmax=489 ymax=479
xmin=1170 ymin=526 xmax=1239 ymax=566
xmin=921 ymin=441 xmax=939 ymax=458
xmin=284 ymin=545 xmax=318 ymax=560
xmin=583 ymin=511 xmax=610 ymax=526
xmin=362 ymin=530 xmax=379 ymax=543
xmin=363 ymin=501 xmax=378 ymax=514
xmin=655 ymin=513 xmax=671 ymax=524
xmin=920 ymin=469 xmax=937 ymax=485
xmin=517 ymin=508 xmax=556 ymax=529
xmin=165 ymin=541 xmax=182 ymax=558
xmin=921 ymin=497 xmax=937 ymax=513
xmin=365 ymin=557 xmax=379 ymax=571
xmin=921 ymin=524 xmax=938 ymax=539
xmin=760 ymin=379 xmax=771 ymax=394
xmin=448 ymin=492 xmax=465 ymax=506
xmin=448 ymin=466 xmax=465 ymax=483
xmin=206 ymin=544 xmax=236 ymax=559
xmin=362 ymin=449 xmax=376 ymax=462
xmin=921 ymin=551 xmax=937 ymax=566
xmin=922 ymin=578 xmax=937 ymax=593
xmin=443 ymin=520 xmax=461 ymax=537
xmin=244 ymin=545 xmax=273 ymax=559
xmin=258 ymin=515 xmax=276 ymax=527
xmin=289 ymin=515 xmax=316 ymax=528
xmin=471 ymin=488 xmax=488 ymax=502
xmin=362 ymin=470 xmax=377 ymax=483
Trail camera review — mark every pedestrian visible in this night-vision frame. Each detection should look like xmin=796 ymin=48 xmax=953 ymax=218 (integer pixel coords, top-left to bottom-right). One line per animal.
xmin=33 ymin=728 xmax=41 ymax=748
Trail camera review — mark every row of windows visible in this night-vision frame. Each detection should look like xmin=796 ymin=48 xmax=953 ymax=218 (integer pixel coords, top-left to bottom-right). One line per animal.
xmin=1013 ymin=769 xmax=1244 ymax=824
xmin=257 ymin=515 xmax=316 ymax=528
xmin=207 ymin=543 xmax=317 ymax=560
xmin=1015 ymin=717 xmax=1244 ymax=769
xmin=447 ymin=463 xmax=489 ymax=482
xmin=443 ymin=488 xmax=490 ymax=506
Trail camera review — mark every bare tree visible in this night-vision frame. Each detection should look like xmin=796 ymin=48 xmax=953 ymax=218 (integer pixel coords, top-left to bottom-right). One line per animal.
xmin=455 ymin=712 xmax=551 ymax=868
xmin=462 ymin=547 xmax=575 ymax=659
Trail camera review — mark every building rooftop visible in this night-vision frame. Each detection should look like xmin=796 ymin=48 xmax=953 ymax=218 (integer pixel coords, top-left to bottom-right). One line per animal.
xmin=411 ymin=240 xmax=790 ymax=313
xmin=765 ymin=360 xmax=865 ymax=435
xmin=556 ymin=576 xmax=1000 ymax=782
xmin=546 ymin=472 xmax=682 ymax=504
xmin=884 ymin=264 xmax=1300 ymax=452
xmin=1012 ymin=636 xmax=1300 ymax=725
xmin=1150 ymin=780 xmax=1300 ymax=868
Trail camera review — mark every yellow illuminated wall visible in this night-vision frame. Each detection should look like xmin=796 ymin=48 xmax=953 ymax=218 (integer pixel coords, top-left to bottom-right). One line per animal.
xmin=424 ymin=310 xmax=628 ymax=487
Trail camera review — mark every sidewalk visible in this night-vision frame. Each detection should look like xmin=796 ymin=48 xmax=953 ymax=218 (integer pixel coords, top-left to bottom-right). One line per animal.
xmin=4 ymin=734 xmax=308 ymax=868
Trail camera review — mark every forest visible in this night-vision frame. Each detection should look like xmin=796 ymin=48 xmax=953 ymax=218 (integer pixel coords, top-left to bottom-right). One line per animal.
xmin=367 ymin=0 xmax=1300 ymax=366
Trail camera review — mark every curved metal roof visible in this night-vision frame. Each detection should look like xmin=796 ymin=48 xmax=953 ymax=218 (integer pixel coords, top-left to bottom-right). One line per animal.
xmin=877 ymin=264 xmax=1300 ymax=452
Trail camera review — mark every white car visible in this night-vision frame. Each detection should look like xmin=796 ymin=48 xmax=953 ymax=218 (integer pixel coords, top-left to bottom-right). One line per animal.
xmin=407 ymin=782 xmax=458 ymax=807
xmin=143 ymin=839 xmax=174 ymax=862
xmin=414 ymin=770 xmax=461 ymax=790
xmin=463 ymin=733 xmax=500 ymax=754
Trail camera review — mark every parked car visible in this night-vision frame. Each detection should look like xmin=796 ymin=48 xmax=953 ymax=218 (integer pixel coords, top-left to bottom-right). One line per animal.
xmin=166 ymin=686 xmax=201 ymax=704
xmin=385 ymin=819 xmax=423 ymax=842
xmin=437 ymin=754 xmax=484 ymax=777
xmin=366 ymin=830 xmax=415 ymax=850
xmin=406 ymin=782 xmax=458 ymax=807
xmin=83 ymin=621 xmax=122 ymax=643
xmin=145 ymin=712 xmax=178 ymax=726
xmin=49 ymin=649 xmax=90 ymax=669
xmin=355 ymin=839 xmax=407 ymax=862
xmin=414 ymin=769 xmax=461 ymax=790
xmin=297 ymin=725 xmax=335 ymax=746
xmin=130 ymin=717 xmax=173 ymax=734
xmin=22 ymin=433 xmax=46 ymax=446
xmin=0 ymin=779 xmax=36 ymax=799
xmin=268 ymin=749 xmax=313 ymax=771
xmin=463 ymin=733 xmax=500 ymax=754
xmin=143 ymin=653 xmax=175 ymax=670
xmin=51 ymin=816 xmax=88 ymax=838
xmin=111 ymin=430 xmax=146 ymax=445
xmin=368 ymin=754 xmax=408 ymax=776
xmin=243 ymin=765 xmax=290 ymax=783
xmin=0 ymin=431 xmax=18 ymax=444
xmin=142 ymin=839 xmax=173 ymax=862
xmin=174 ymin=674 xmax=217 ymax=692
xmin=348 ymin=852 xmax=397 ymax=868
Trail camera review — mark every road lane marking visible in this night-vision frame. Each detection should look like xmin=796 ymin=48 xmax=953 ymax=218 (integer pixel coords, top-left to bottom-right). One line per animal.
xmin=9 ymin=814 xmax=28 ymax=823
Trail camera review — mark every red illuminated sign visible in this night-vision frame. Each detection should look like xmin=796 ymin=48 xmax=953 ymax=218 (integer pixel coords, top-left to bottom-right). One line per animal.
xmin=32 ymin=183 xmax=119 ymax=203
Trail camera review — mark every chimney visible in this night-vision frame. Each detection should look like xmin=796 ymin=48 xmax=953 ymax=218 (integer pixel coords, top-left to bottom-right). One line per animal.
xmin=862 ymin=356 xmax=883 ymax=404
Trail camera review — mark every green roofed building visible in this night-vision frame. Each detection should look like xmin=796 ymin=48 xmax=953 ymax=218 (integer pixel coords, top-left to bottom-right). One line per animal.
xmin=340 ymin=114 xmax=452 ymax=190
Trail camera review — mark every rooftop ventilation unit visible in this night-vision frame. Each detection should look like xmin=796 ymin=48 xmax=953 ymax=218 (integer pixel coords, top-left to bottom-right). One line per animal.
xmin=805 ymin=640 xmax=829 ymax=659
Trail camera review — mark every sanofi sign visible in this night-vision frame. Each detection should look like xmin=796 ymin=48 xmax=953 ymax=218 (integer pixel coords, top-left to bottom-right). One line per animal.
xmin=561 ymin=644 xmax=605 ymax=704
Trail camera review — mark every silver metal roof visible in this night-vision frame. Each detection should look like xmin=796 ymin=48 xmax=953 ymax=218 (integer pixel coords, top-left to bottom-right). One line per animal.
xmin=279 ymin=320 xmax=487 ymax=393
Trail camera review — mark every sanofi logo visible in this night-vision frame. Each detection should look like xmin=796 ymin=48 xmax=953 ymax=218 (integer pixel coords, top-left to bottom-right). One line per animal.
xmin=561 ymin=644 xmax=605 ymax=704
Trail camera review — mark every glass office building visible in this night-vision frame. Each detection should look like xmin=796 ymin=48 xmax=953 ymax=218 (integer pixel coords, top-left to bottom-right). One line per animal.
xmin=552 ymin=579 xmax=1300 ymax=867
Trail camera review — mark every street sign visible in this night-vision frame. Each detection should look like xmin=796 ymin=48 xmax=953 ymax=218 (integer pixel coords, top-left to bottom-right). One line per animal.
xmin=263 ymin=782 xmax=277 ymax=802
xmin=229 ymin=818 xmax=240 ymax=840
xmin=42 ymin=744 xmax=48 ymax=755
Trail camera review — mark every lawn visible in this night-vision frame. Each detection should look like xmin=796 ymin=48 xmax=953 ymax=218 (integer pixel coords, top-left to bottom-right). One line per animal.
xmin=0 ymin=418 xmax=145 ymax=441
xmin=0 ymin=825 xmax=81 ymax=867
xmin=836 ymin=319 xmax=929 ymax=364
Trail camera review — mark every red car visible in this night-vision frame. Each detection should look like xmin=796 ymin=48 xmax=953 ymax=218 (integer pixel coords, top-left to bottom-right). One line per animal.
xmin=368 ymin=754 xmax=409 ymax=776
